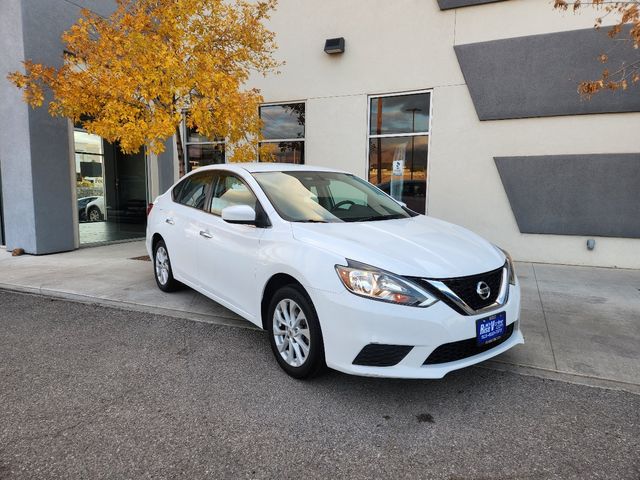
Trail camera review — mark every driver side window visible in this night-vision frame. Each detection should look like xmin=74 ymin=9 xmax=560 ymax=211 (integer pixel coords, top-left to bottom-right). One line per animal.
xmin=209 ymin=173 xmax=258 ymax=216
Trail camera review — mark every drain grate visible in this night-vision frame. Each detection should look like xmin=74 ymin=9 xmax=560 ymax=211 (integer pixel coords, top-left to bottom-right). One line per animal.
xmin=130 ymin=255 xmax=151 ymax=262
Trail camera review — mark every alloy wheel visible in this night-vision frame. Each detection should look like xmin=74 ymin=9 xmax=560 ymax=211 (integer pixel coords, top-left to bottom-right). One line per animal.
xmin=88 ymin=209 xmax=101 ymax=222
xmin=272 ymin=299 xmax=311 ymax=367
xmin=155 ymin=246 xmax=170 ymax=286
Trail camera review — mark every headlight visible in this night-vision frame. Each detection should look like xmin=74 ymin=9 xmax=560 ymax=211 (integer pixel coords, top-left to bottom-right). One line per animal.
xmin=335 ymin=261 xmax=438 ymax=307
xmin=495 ymin=246 xmax=516 ymax=285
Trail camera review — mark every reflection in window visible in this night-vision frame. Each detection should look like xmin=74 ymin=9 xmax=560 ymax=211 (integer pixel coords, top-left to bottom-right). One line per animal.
xmin=368 ymin=92 xmax=431 ymax=214
xmin=369 ymin=93 xmax=430 ymax=136
xmin=252 ymin=171 xmax=413 ymax=223
xmin=74 ymin=128 xmax=149 ymax=245
xmin=259 ymin=103 xmax=305 ymax=164
xmin=175 ymin=172 xmax=213 ymax=210
xmin=74 ymin=130 xmax=105 ymax=224
xmin=209 ymin=174 xmax=258 ymax=216
xmin=259 ymin=141 xmax=304 ymax=164
xmin=184 ymin=125 xmax=225 ymax=172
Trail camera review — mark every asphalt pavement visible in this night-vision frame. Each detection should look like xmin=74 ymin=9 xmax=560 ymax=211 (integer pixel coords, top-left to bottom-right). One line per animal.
xmin=3 ymin=241 xmax=640 ymax=392
xmin=0 ymin=291 xmax=638 ymax=479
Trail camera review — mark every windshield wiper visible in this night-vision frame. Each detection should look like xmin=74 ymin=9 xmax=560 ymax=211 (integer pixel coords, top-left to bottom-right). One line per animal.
xmin=297 ymin=219 xmax=329 ymax=223
xmin=344 ymin=214 xmax=406 ymax=223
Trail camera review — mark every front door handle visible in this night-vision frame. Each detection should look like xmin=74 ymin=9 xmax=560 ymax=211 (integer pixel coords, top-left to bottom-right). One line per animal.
xmin=199 ymin=230 xmax=213 ymax=239
xmin=165 ymin=218 xmax=175 ymax=225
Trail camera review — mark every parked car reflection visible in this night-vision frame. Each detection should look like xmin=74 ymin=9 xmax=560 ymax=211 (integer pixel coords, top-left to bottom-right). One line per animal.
xmin=77 ymin=196 xmax=98 ymax=222
xmin=77 ymin=196 xmax=104 ymax=223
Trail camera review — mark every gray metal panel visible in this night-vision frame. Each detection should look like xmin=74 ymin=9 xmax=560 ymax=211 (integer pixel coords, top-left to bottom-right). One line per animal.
xmin=20 ymin=0 xmax=89 ymax=253
xmin=157 ymin=138 xmax=176 ymax=194
xmin=494 ymin=154 xmax=640 ymax=238
xmin=455 ymin=27 xmax=640 ymax=120
xmin=0 ymin=0 xmax=38 ymax=253
xmin=66 ymin=0 xmax=118 ymax=17
xmin=0 ymin=0 xmax=118 ymax=253
xmin=437 ymin=0 xmax=506 ymax=10
xmin=0 ymin=163 xmax=4 ymax=245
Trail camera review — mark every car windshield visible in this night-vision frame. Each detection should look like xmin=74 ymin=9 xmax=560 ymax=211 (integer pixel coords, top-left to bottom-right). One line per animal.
xmin=252 ymin=171 xmax=415 ymax=223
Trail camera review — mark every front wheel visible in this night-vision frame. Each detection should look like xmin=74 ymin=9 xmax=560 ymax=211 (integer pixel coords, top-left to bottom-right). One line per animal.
xmin=267 ymin=285 xmax=326 ymax=379
xmin=87 ymin=206 xmax=102 ymax=222
xmin=153 ymin=239 xmax=180 ymax=292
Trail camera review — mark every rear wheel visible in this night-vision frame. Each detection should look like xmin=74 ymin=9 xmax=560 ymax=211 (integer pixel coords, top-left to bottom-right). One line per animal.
xmin=153 ymin=240 xmax=179 ymax=292
xmin=267 ymin=285 xmax=326 ymax=379
xmin=87 ymin=206 xmax=102 ymax=222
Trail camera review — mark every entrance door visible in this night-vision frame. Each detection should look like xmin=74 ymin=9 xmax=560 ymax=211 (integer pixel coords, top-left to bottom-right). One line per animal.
xmin=108 ymin=146 xmax=148 ymax=239
xmin=74 ymin=128 xmax=149 ymax=245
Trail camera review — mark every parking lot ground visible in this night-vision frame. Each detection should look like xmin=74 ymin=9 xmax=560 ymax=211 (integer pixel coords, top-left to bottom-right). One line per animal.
xmin=1 ymin=242 xmax=639 ymax=393
xmin=0 ymin=291 xmax=639 ymax=479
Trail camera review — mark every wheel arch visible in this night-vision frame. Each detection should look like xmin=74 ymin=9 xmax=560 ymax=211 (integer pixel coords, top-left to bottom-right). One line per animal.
xmin=260 ymin=273 xmax=307 ymax=330
xmin=151 ymin=233 xmax=164 ymax=253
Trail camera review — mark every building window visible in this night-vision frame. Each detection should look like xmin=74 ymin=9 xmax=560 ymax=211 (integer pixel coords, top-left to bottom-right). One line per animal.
xmin=259 ymin=103 xmax=305 ymax=164
xmin=368 ymin=92 xmax=431 ymax=214
xmin=184 ymin=124 xmax=225 ymax=173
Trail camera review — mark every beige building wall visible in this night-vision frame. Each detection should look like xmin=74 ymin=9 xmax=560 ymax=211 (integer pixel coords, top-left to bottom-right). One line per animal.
xmin=246 ymin=0 xmax=640 ymax=268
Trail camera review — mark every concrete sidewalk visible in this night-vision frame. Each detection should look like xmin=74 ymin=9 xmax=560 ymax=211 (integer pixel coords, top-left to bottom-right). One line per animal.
xmin=1 ymin=241 xmax=639 ymax=393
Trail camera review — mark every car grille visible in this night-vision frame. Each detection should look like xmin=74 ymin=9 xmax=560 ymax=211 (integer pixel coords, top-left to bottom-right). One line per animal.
xmin=441 ymin=266 xmax=504 ymax=311
xmin=423 ymin=323 xmax=514 ymax=365
xmin=410 ymin=265 xmax=506 ymax=315
xmin=352 ymin=344 xmax=413 ymax=367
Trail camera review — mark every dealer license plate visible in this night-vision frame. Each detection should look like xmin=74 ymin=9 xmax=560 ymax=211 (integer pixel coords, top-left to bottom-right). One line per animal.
xmin=476 ymin=312 xmax=506 ymax=346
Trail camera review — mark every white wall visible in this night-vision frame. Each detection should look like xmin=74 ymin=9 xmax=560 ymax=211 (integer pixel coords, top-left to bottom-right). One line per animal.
xmin=247 ymin=0 xmax=640 ymax=268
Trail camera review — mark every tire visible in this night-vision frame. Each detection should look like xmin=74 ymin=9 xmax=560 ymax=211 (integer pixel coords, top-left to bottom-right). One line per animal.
xmin=267 ymin=285 xmax=326 ymax=379
xmin=87 ymin=206 xmax=102 ymax=222
xmin=153 ymin=239 xmax=180 ymax=292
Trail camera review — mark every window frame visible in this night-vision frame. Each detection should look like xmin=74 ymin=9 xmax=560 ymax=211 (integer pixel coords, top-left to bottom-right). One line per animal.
xmin=259 ymin=101 xmax=306 ymax=164
xmin=172 ymin=170 xmax=216 ymax=211
xmin=181 ymin=114 xmax=226 ymax=173
xmin=366 ymin=89 xmax=434 ymax=214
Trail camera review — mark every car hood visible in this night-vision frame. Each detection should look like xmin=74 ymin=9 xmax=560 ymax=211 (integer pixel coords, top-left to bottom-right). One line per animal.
xmin=291 ymin=216 xmax=505 ymax=278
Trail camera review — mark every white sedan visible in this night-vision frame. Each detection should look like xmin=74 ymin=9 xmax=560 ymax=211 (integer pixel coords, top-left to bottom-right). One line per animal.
xmin=146 ymin=163 xmax=523 ymax=379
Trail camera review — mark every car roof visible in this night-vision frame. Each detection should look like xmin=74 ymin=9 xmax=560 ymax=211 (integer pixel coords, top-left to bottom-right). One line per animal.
xmin=192 ymin=162 xmax=348 ymax=175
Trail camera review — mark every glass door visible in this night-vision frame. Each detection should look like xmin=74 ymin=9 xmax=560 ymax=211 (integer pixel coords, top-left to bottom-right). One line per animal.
xmin=74 ymin=129 xmax=148 ymax=245
xmin=74 ymin=129 xmax=106 ymax=244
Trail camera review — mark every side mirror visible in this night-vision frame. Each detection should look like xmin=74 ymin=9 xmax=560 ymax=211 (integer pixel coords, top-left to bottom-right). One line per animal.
xmin=221 ymin=204 xmax=256 ymax=225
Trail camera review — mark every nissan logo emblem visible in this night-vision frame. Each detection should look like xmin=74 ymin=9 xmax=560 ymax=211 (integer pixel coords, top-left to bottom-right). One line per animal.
xmin=476 ymin=281 xmax=491 ymax=300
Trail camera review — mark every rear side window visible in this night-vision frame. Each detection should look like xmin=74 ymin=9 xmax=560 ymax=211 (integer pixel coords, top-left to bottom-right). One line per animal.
xmin=173 ymin=172 xmax=214 ymax=210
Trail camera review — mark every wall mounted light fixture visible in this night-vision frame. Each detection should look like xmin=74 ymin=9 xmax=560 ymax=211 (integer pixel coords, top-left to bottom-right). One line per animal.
xmin=324 ymin=37 xmax=345 ymax=54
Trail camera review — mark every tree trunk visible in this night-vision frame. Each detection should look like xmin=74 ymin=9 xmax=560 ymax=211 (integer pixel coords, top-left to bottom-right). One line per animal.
xmin=175 ymin=124 xmax=186 ymax=178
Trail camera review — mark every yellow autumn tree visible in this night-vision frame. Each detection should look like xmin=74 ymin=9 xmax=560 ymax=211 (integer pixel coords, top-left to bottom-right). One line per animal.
xmin=554 ymin=0 xmax=640 ymax=95
xmin=8 ymin=0 xmax=280 ymax=177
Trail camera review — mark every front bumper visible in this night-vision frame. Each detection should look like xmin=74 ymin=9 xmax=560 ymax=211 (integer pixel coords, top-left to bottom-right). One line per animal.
xmin=308 ymin=282 xmax=523 ymax=379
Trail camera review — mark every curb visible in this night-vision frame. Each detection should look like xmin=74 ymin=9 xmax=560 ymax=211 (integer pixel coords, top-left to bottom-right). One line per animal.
xmin=1 ymin=284 xmax=638 ymax=395
xmin=0 ymin=283 xmax=259 ymax=331
xmin=479 ymin=361 xmax=640 ymax=396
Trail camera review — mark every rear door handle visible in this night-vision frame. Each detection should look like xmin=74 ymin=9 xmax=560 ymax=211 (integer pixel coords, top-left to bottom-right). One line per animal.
xmin=199 ymin=230 xmax=213 ymax=239
xmin=165 ymin=218 xmax=175 ymax=225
